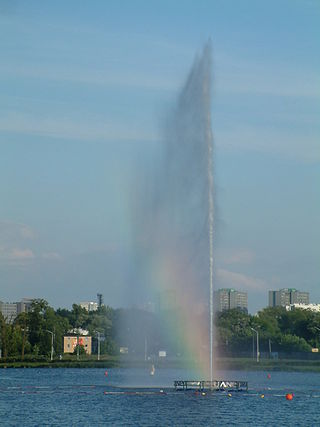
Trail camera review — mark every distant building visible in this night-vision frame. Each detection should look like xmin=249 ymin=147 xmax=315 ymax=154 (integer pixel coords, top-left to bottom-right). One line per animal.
xmin=79 ymin=301 xmax=98 ymax=312
xmin=17 ymin=298 xmax=34 ymax=314
xmin=68 ymin=328 xmax=89 ymax=336
xmin=63 ymin=336 xmax=92 ymax=354
xmin=269 ymin=289 xmax=309 ymax=308
xmin=286 ymin=303 xmax=320 ymax=312
xmin=0 ymin=298 xmax=34 ymax=323
xmin=0 ymin=302 xmax=18 ymax=322
xmin=97 ymin=293 xmax=104 ymax=308
xmin=214 ymin=289 xmax=248 ymax=312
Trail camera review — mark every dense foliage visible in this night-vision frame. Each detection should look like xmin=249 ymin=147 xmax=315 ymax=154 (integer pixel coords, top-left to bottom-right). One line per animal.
xmin=0 ymin=300 xmax=117 ymax=361
xmin=215 ymin=307 xmax=320 ymax=354
xmin=1 ymin=300 xmax=320 ymax=361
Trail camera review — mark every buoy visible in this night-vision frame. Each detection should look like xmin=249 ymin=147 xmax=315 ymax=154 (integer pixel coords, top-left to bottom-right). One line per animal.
xmin=227 ymin=393 xmax=232 ymax=397
xmin=201 ymin=392 xmax=206 ymax=396
xmin=104 ymin=371 xmax=108 ymax=377
xmin=260 ymin=394 xmax=265 ymax=398
xmin=286 ymin=393 xmax=293 ymax=400
xmin=267 ymin=374 xmax=271 ymax=379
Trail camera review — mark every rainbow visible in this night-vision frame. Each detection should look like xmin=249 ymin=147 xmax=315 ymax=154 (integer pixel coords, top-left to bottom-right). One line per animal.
xmin=149 ymin=247 xmax=211 ymax=378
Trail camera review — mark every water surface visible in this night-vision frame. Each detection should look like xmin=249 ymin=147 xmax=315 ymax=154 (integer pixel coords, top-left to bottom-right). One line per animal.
xmin=0 ymin=368 xmax=319 ymax=426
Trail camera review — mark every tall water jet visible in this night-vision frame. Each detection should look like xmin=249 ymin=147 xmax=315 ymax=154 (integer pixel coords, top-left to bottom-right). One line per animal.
xmin=131 ymin=41 xmax=215 ymax=379
xmin=205 ymin=45 xmax=214 ymax=384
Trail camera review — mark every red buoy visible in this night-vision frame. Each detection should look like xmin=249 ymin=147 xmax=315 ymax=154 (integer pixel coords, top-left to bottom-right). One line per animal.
xmin=286 ymin=393 xmax=293 ymax=400
xmin=267 ymin=374 xmax=271 ymax=379
xmin=104 ymin=371 xmax=108 ymax=377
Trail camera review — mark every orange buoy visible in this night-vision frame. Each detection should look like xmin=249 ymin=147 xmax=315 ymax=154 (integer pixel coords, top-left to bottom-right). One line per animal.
xmin=286 ymin=393 xmax=293 ymax=400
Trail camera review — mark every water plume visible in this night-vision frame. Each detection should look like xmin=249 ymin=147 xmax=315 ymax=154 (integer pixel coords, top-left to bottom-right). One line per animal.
xmin=130 ymin=41 xmax=214 ymax=378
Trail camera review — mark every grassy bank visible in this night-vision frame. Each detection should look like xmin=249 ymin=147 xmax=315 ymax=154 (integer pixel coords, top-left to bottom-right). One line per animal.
xmin=1 ymin=356 xmax=320 ymax=372
xmin=216 ymin=357 xmax=320 ymax=372
xmin=0 ymin=355 xmax=119 ymax=369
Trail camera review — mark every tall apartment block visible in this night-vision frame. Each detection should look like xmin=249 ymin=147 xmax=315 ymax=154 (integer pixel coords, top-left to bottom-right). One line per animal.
xmin=268 ymin=288 xmax=309 ymax=308
xmin=0 ymin=298 xmax=34 ymax=323
xmin=214 ymin=288 xmax=248 ymax=313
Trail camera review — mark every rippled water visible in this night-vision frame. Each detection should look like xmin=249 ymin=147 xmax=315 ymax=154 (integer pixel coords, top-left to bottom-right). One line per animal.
xmin=0 ymin=368 xmax=319 ymax=426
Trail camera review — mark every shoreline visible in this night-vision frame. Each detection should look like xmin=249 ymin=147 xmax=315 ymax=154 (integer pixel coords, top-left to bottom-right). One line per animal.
xmin=1 ymin=357 xmax=320 ymax=372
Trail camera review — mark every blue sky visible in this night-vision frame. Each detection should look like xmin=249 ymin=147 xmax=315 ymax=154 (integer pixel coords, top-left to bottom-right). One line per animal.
xmin=0 ymin=0 xmax=319 ymax=313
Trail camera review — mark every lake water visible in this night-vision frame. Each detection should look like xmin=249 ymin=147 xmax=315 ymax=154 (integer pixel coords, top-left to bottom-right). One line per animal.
xmin=0 ymin=367 xmax=319 ymax=426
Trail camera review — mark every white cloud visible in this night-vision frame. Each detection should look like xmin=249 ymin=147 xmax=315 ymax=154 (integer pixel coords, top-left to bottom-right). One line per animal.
xmin=0 ymin=220 xmax=61 ymax=266
xmin=0 ymin=246 xmax=35 ymax=264
xmin=9 ymin=248 xmax=34 ymax=260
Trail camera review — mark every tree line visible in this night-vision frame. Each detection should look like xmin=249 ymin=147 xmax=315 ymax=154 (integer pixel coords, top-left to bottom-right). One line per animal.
xmin=216 ymin=306 xmax=320 ymax=354
xmin=1 ymin=299 xmax=320 ymax=361
xmin=0 ymin=299 xmax=117 ymax=361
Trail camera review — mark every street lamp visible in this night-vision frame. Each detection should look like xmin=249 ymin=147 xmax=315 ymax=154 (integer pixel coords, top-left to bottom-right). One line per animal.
xmin=250 ymin=327 xmax=259 ymax=362
xmin=314 ymin=326 xmax=320 ymax=349
xmin=94 ymin=331 xmax=105 ymax=361
xmin=46 ymin=330 xmax=54 ymax=361
xmin=97 ymin=331 xmax=101 ymax=361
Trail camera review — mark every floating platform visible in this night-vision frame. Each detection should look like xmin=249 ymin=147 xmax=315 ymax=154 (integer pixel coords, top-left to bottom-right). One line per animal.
xmin=174 ymin=380 xmax=248 ymax=392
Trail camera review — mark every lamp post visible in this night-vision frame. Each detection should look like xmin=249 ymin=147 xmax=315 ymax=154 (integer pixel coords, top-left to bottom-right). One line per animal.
xmin=314 ymin=326 xmax=320 ymax=349
xmin=97 ymin=331 xmax=101 ymax=361
xmin=77 ymin=333 xmax=80 ymax=360
xmin=250 ymin=327 xmax=259 ymax=362
xmin=252 ymin=333 xmax=255 ymax=360
xmin=46 ymin=330 xmax=54 ymax=361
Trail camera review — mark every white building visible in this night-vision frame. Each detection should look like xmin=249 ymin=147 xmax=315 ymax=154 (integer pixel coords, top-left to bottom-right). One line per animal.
xmin=79 ymin=301 xmax=98 ymax=312
xmin=68 ymin=328 xmax=89 ymax=336
xmin=286 ymin=303 xmax=320 ymax=312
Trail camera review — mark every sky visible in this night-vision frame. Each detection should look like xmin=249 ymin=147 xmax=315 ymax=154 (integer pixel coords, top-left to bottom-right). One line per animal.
xmin=0 ymin=0 xmax=319 ymax=313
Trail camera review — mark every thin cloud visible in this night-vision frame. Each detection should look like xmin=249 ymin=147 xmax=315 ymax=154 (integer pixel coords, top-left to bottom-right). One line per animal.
xmin=0 ymin=220 xmax=35 ymax=241
xmin=41 ymin=252 xmax=62 ymax=261
xmin=0 ymin=246 xmax=35 ymax=264
xmin=215 ymin=50 xmax=320 ymax=99
xmin=216 ymin=268 xmax=266 ymax=291
xmin=0 ymin=62 xmax=179 ymax=92
xmin=0 ymin=112 xmax=158 ymax=143
xmin=215 ymin=125 xmax=320 ymax=164
xmin=222 ymin=249 xmax=255 ymax=265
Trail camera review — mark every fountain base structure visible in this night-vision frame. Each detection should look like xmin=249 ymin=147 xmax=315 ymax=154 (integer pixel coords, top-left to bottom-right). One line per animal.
xmin=174 ymin=380 xmax=248 ymax=392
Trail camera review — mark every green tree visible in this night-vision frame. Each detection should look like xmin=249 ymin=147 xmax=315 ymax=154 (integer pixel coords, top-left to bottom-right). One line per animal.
xmin=216 ymin=309 xmax=253 ymax=351
xmin=14 ymin=312 xmax=29 ymax=360
xmin=278 ymin=334 xmax=312 ymax=352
